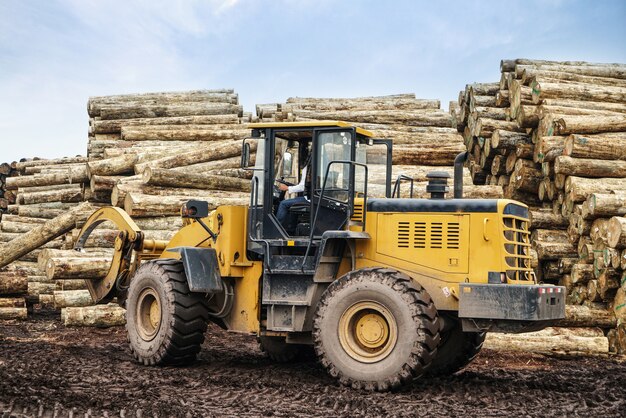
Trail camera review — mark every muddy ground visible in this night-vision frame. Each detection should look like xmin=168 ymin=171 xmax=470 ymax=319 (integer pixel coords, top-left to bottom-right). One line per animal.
xmin=1 ymin=313 xmax=625 ymax=417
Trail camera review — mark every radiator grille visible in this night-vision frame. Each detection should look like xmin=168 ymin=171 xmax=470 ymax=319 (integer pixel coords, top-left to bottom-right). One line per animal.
xmin=503 ymin=207 xmax=534 ymax=281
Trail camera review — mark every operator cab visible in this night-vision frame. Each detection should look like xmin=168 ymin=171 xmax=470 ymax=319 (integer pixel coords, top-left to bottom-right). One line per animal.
xmin=242 ymin=121 xmax=392 ymax=255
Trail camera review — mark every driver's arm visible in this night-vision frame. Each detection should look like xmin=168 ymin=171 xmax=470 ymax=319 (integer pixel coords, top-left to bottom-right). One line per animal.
xmin=288 ymin=166 xmax=307 ymax=194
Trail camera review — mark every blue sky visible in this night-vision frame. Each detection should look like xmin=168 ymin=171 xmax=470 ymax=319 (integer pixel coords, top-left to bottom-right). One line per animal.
xmin=0 ymin=0 xmax=625 ymax=162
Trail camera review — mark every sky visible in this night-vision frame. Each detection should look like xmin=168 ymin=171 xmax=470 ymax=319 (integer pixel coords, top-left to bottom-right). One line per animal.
xmin=0 ymin=0 xmax=625 ymax=162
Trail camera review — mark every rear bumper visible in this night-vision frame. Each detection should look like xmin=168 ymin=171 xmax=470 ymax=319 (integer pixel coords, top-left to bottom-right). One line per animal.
xmin=458 ymin=283 xmax=565 ymax=333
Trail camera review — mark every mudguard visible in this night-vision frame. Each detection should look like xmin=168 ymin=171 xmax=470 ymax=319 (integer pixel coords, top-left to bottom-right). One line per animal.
xmin=168 ymin=247 xmax=223 ymax=293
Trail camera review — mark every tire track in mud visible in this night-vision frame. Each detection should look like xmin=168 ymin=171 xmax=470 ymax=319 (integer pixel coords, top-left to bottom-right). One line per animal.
xmin=1 ymin=318 xmax=625 ymax=417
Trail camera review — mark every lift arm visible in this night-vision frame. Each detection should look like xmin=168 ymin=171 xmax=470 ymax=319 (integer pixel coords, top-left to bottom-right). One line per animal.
xmin=75 ymin=207 xmax=145 ymax=303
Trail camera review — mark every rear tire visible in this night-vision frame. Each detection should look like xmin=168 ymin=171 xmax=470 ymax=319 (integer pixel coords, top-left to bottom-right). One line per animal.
xmin=313 ymin=268 xmax=440 ymax=391
xmin=126 ymin=259 xmax=209 ymax=365
xmin=426 ymin=318 xmax=485 ymax=376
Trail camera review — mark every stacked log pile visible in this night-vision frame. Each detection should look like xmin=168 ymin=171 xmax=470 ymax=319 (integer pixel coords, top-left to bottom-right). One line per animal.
xmin=85 ymin=90 xmax=251 ymax=217
xmin=455 ymin=58 xmax=626 ymax=352
xmin=260 ymin=95 xmax=504 ymax=199
xmin=0 ymin=161 xmax=19 ymax=216
xmin=0 ymin=158 xmax=99 ymax=316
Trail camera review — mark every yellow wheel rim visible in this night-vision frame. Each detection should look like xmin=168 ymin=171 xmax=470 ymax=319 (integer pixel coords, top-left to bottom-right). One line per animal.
xmin=338 ymin=301 xmax=398 ymax=363
xmin=136 ymin=288 xmax=161 ymax=341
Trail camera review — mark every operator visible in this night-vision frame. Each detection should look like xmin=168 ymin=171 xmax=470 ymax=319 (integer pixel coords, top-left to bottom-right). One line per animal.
xmin=276 ymin=153 xmax=311 ymax=233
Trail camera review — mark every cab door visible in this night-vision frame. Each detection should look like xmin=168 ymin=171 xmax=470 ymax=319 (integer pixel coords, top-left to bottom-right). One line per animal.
xmin=310 ymin=128 xmax=356 ymax=237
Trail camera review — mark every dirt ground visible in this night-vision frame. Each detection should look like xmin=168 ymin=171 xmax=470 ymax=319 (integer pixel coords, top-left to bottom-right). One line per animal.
xmin=1 ymin=313 xmax=625 ymax=417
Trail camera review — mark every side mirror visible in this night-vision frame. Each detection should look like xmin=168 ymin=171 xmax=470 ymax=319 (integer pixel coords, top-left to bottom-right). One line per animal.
xmin=282 ymin=151 xmax=293 ymax=177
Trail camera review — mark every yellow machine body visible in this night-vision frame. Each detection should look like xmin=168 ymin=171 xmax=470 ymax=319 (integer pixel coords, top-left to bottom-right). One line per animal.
xmin=346 ymin=199 xmax=531 ymax=311
xmin=160 ymin=206 xmax=263 ymax=334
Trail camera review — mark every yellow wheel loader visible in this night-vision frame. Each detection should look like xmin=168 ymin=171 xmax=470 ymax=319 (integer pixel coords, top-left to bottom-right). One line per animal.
xmin=77 ymin=121 xmax=565 ymax=391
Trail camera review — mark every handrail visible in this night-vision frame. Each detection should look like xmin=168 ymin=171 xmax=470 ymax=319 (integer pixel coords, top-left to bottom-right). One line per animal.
xmin=247 ymin=175 xmax=273 ymax=273
xmin=301 ymin=160 xmax=368 ymax=269
xmin=391 ymin=174 xmax=415 ymax=199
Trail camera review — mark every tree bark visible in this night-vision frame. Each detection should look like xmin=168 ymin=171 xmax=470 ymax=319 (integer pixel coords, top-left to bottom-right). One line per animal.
xmin=111 ymin=182 xmax=248 ymax=207
xmin=14 ymin=157 xmax=88 ymax=171
xmin=554 ymin=156 xmax=626 ymax=178
xmin=531 ymin=80 xmax=626 ymax=104
xmin=86 ymin=154 xmax=138 ymax=177
xmin=597 ymin=268 xmax=620 ymax=300
xmin=0 ymin=202 xmax=93 ymax=268
xmin=142 ymin=167 xmax=251 ymax=192
xmin=529 ymin=209 xmax=568 ymax=229
xmin=61 ymin=304 xmax=126 ymax=327
xmin=0 ymin=307 xmax=27 ymax=320
xmin=571 ymin=263 xmax=595 ymax=284
xmin=554 ymin=114 xmax=626 ymax=135
xmin=5 ymin=168 xmax=88 ymax=189
xmin=92 ymin=114 xmax=240 ymax=133
xmin=123 ymin=193 xmax=248 ymax=217
xmin=521 ymin=68 xmax=626 ymax=87
xmin=607 ymin=216 xmax=626 ymax=249
xmin=483 ymin=327 xmax=608 ymax=353
xmin=99 ymin=103 xmax=242 ymax=120
xmin=45 ymin=257 xmax=111 ymax=280
xmin=392 ymin=144 xmax=466 ymax=165
xmin=0 ymin=297 xmax=25 ymax=308
xmin=587 ymin=193 xmax=626 ymax=218
xmin=56 ymin=279 xmax=88 ymax=291
xmin=282 ymin=109 xmax=453 ymax=127
xmin=0 ymin=275 xmax=28 ymax=294
xmin=282 ymin=97 xmax=440 ymax=112
xmin=27 ymin=282 xmax=56 ymax=298
xmin=37 ymin=248 xmax=114 ymax=271
xmin=472 ymin=118 xmax=523 ymax=138
xmin=133 ymin=141 xmax=252 ymax=174
xmin=563 ymin=133 xmax=626 ymax=160
xmin=121 ymin=126 xmax=249 ymax=142
xmin=535 ymin=136 xmax=566 ymax=163
xmin=53 ymin=290 xmax=93 ymax=308
xmin=534 ymin=240 xmax=577 ymax=260
xmin=1 ymin=221 xmax=38 ymax=234
xmin=559 ymin=305 xmax=617 ymax=328
xmin=530 ymin=229 xmax=569 ymax=243
xmin=19 ymin=188 xmax=83 ymax=205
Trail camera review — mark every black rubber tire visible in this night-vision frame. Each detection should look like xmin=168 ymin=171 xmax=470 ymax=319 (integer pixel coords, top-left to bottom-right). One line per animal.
xmin=426 ymin=318 xmax=485 ymax=377
xmin=313 ymin=267 xmax=440 ymax=391
xmin=126 ymin=259 xmax=209 ymax=366
xmin=258 ymin=336 xmax=313 ymax=363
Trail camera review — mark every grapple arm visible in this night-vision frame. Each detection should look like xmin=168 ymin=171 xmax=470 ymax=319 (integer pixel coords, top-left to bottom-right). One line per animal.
xmin=76 ymin=207 xmax=144 ymax=303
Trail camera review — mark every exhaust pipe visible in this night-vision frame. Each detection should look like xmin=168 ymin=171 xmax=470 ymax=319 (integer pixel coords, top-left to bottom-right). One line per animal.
xmin=454 ymin=152 xmax=468 ymax=199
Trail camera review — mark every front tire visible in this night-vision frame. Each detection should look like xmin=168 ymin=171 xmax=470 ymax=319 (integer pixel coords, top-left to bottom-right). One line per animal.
xmin=313 ymin=268 xmax=440 ymax=391
xmin=126 ymin=259 xmax=209 ymax=365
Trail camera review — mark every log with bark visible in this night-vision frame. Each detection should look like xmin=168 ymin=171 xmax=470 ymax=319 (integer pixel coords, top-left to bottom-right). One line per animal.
xmin=61 ymin=304 xmax=126 ymax=327
xmin=563 ymin=133 xmax=626 ymax=160
xmin=607 ymin=216 xmax=626 ymax=249
xmin=98 ymin=103 xmax=242 ymax=120
xmin=123 ymin=193 xmax=248 ymax=217
xmin=53 ymin=290 xmax=94 ymax=308
xmin=0 ymin=306 xmax=28 ymax=320
xmin=559 ymin=305 xmax=617 ymax=328
xmin=0 ymin=275 xmax=28 ymax=294
xmin=91 ymin=114 xmax=240 ymax=134
xmin=483 ymin=327 xmax=609 ymax=353
xmin=142 ymin=167 xmax=251 ymax=192
xmin=133 ymin=140 xmax=253 ymax=174
xmin=0 ymin=202 xmax=93 ymax=268
xmin=554 ymin=156 xmax=626 ymax=178
xmin=45 ymin=257 xmax=111 ymax=280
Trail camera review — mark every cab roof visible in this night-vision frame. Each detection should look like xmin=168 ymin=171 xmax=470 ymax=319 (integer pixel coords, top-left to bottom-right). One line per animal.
xmin=248 ymin=120 xmax=374 ymax=138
